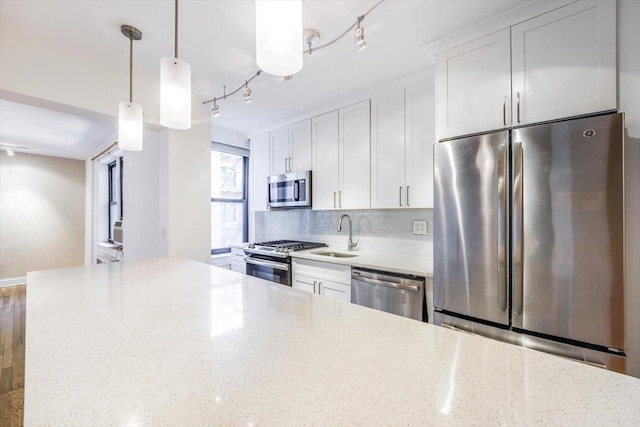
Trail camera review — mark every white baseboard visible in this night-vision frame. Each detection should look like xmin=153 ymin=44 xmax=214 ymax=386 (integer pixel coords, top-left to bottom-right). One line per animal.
xmin=0 ymin=277 xmax=27 ymax=287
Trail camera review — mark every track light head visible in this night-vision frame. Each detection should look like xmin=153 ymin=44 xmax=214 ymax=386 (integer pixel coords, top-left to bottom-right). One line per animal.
xmin=354 ymin=24 xmax=367 ymax=52
xmin=354 ymin=15 xmax=367 ymax=52
xmin=211 ymin=103 xmax=220 ymax=118
xmin=243 ymin=86 xmax=253 ymax=104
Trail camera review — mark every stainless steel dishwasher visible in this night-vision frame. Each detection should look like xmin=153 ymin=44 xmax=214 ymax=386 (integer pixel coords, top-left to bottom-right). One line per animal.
xmin=351 ymin=268 xmax=426 ymax=321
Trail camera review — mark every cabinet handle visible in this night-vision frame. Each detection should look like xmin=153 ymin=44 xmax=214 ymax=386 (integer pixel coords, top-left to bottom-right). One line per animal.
xmin=313 ymin=280 xmax=317 ymax=294
xmin=516 ymin=92 xmax=521 ymax=124
xmin=502 ymin=96 xmax=507 ymax=126
xmin=333 ymin=191 xmax=337 ymax=209
xmin=339 ymin=191 xmax=342 ymax=208
xmin=284 ymin=157 xmax=288 ymax=172
xmin=318 ymin=281 xmax=323 ymax=295
xmin=406 ymin=186 xmax=410 ymax=207
xmin=289 ymin=157 xmax=292 ymax=172
xmin=399 ymin=186 xmax=403 ymax=207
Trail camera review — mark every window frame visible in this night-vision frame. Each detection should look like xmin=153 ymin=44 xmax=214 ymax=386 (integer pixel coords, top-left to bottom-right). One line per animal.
xmin=211 ymin=145 xmax=249 ymax=255
xmin=107 ymin=158 xmax=123 ymax=243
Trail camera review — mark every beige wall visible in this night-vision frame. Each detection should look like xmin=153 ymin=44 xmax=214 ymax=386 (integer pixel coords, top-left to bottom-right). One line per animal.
xmin=0 ymin=152 xmax=85 ymax=280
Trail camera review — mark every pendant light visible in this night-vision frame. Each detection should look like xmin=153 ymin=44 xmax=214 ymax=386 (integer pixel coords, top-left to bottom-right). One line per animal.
xmin=255 ymin=0 xmax=303 ymax=77
xmin=160 ymin=0 xmax=191 ymax=129
xmin=118 ymin=25 xmax=143 ymax=151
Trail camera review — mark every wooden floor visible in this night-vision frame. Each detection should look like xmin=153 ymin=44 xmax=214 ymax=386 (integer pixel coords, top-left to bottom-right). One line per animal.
xmin=0 ymin=285 xmax=25 ymax=427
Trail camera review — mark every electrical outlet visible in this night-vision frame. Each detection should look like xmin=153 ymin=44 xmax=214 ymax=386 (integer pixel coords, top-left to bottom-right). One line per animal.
xmin=413 ymin=220 xmax=428 ymax=235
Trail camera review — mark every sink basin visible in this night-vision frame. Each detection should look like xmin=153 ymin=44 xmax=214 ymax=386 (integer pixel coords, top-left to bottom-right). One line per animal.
xmin=310 ymin=251 xmax=359 ymax=258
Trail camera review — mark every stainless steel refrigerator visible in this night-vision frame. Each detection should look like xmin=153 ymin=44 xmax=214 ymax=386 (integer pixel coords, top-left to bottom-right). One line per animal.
xmin=433 ymin=113 xmax=626 ymax=373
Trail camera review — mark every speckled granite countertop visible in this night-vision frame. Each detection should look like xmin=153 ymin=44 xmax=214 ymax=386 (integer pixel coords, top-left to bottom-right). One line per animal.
xmin=25 ymin=257 xmax=640 ymax=426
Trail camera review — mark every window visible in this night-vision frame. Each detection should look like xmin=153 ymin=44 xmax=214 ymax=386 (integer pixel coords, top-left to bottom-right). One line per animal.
xmin=211 ymin=144 xmax=249 ymax=254
xmin=107 ymin=157 xmax=123 ymax=242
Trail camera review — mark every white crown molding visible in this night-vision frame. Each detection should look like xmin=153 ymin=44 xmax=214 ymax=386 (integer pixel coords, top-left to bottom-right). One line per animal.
xmin=0 ymin=277 xmax=26 ymax=287
xmin=422 ymin=0 xmax=577 ymax=55
xmin=246 ymin=68 xmax=435 ymax=139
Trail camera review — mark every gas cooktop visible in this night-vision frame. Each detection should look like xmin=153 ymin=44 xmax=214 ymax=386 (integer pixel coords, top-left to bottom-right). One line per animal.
xmin=245 ymin=240 xmax=328 ymax=258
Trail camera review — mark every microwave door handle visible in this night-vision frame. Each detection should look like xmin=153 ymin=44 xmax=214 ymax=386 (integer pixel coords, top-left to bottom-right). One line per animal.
xmin=293 ymin=180 xmax=300 ymax=201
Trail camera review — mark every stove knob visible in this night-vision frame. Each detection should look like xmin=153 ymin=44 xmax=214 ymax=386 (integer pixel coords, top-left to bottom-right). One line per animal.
xmin=284 ymin=248 xmax=290 ymax=254
xmin=248 ymin=243 xmax=255 ymax=249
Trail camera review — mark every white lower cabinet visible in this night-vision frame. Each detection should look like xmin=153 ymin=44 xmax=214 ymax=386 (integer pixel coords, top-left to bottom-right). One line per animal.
xmin=292 ymin=258 xmax=351 ymax=303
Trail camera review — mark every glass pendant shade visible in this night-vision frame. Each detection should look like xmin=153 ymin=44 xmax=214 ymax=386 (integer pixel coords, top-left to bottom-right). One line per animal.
xmin=160 ymin=57 xmax=192 ymax=129
xmin=255 ymin=0 xmax=303 ymax=77
xmin=118 ymin=102 xmax=143 ymax=151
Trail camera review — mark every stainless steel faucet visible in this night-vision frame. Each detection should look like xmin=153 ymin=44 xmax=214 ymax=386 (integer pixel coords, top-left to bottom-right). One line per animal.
xmin=337 ymin=214 xmax=358 ymax=251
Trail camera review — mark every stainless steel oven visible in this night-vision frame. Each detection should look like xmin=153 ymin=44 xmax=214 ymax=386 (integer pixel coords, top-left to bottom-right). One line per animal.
xmin=268 ymin=171 xmax=311 ymax=208
xmin=244 ymin=255 xmax=291 ymax=286
xmin=244 ymin=240 xmax=328 ymax=286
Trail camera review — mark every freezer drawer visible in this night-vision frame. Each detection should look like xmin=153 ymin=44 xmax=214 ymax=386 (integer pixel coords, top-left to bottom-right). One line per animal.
xmin=434 ymin=311 xmax=626 ymax=374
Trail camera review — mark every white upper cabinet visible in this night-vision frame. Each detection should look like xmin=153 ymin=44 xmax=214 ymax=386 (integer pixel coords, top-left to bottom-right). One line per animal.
xmin=436 ymin=1 xmax=617 ymax=139
xmin=289 ymin=119 xmax=312 ymax=172
xmin=250 ymin=132 xmax=270 ymax=212
xmin=511 ymin=0 xmax=616 ymax=125
xmin=269 ymin=125 xmax=289 ymax=175
xmin=312 ymin=111 xmax=340 ymax=210
xmin=437 ymin=29 xmax=511 ymax=140
xmin=312 ymin=101 xmax=370 ymax=211
xmin=371 ymin=89 xmax=406 ymax=208
xmin=405 ymin=81 xmax=435 ymax=208
xmin=339 ymin=100 xmax=371 ymax=210
xmin=270 ymin=120 xmax=313 ymax=175
xmin=371 ymin=84 xmax=435 ymax=209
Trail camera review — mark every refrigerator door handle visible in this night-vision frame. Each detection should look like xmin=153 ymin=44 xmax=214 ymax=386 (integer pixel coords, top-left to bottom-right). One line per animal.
xmin=497 ymin=143 xmax=508 ymax=312
xmin=512 ymin=141 xmax=524 ymax=315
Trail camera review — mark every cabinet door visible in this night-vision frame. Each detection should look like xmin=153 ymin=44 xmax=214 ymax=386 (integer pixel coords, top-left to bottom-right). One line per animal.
xmin=511 ymin=0 xmax=616 ymax=125
xmin=312 ymin=111 xmax=340 ymax=210
xmin=250 ymin=133 xmax=270 ymax=212
xmin=339 ymin=100 xmax=371 ymax=210
xmin=289 ymin=119 xmax=312 ymax=172
xmin=405 ymin=81 xmax=436 ymax=208
xmin=437 ymin=28 xmax=511 ymax=139
xmin=371 ymin=89 xmax=406 ymax=209
xmin=293 ymin=274 xmax=316 ymax=294
xmin=319 ymin=280 xmax=351 ymax=303
xmin=270 ymin=125 xmax=290 ymax=175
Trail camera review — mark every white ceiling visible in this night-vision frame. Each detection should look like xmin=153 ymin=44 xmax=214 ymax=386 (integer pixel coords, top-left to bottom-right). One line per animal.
xmin=0 ymin=97 xmax=117 ymax=160
xmin=0 ymin=0 xmax=528 ymax=152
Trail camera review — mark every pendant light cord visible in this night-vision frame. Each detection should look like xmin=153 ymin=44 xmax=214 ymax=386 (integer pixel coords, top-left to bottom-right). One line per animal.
xmin=175 ymin=0 xmax=179 ymax=59
xmin=129 ymin=35 xmax=133 ymax=103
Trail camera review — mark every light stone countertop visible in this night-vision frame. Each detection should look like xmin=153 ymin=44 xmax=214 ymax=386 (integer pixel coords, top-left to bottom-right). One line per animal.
xmin=290 ymin=246 xmax=433 ymax=277
xmin=25 ymin=257 xmax=640 ymax=426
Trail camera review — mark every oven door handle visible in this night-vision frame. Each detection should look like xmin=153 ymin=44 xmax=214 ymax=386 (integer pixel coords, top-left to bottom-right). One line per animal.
xmin=244 ymin=256 xmax=289 ymax=271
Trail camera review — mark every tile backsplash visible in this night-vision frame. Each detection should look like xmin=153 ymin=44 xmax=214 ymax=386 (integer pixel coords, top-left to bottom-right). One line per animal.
xmin=254 ymin=209 xmax=433 ymax=257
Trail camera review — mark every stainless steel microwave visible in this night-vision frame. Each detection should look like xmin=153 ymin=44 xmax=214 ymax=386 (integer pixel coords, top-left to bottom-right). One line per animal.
xmin=268 ymin=171 xmax=312 ymax=208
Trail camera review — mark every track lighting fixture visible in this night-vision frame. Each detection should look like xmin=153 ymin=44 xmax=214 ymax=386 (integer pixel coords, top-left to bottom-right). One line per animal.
xmin=203 ymin=1 xmax=384 ymax=115
xmin=211 ymin=102 xmax=220 ymax=118
xmin=243 ymin=84 xmax=252 ymax=104
xmin=160 ymin=0 xmax=192 ymax=129
xmin=118 ymin=25 xmax=143 ymax=152
xmin=354 ymin=15 xmax=367 ymax=52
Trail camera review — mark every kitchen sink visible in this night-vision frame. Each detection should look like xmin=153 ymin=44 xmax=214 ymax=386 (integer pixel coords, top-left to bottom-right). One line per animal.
xmin=310 ymin=251 xmax=359 ymax=258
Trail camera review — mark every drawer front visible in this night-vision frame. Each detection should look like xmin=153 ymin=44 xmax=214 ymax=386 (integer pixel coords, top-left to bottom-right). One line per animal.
xmin=292 ymin=259 xmax=351 ymax=284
